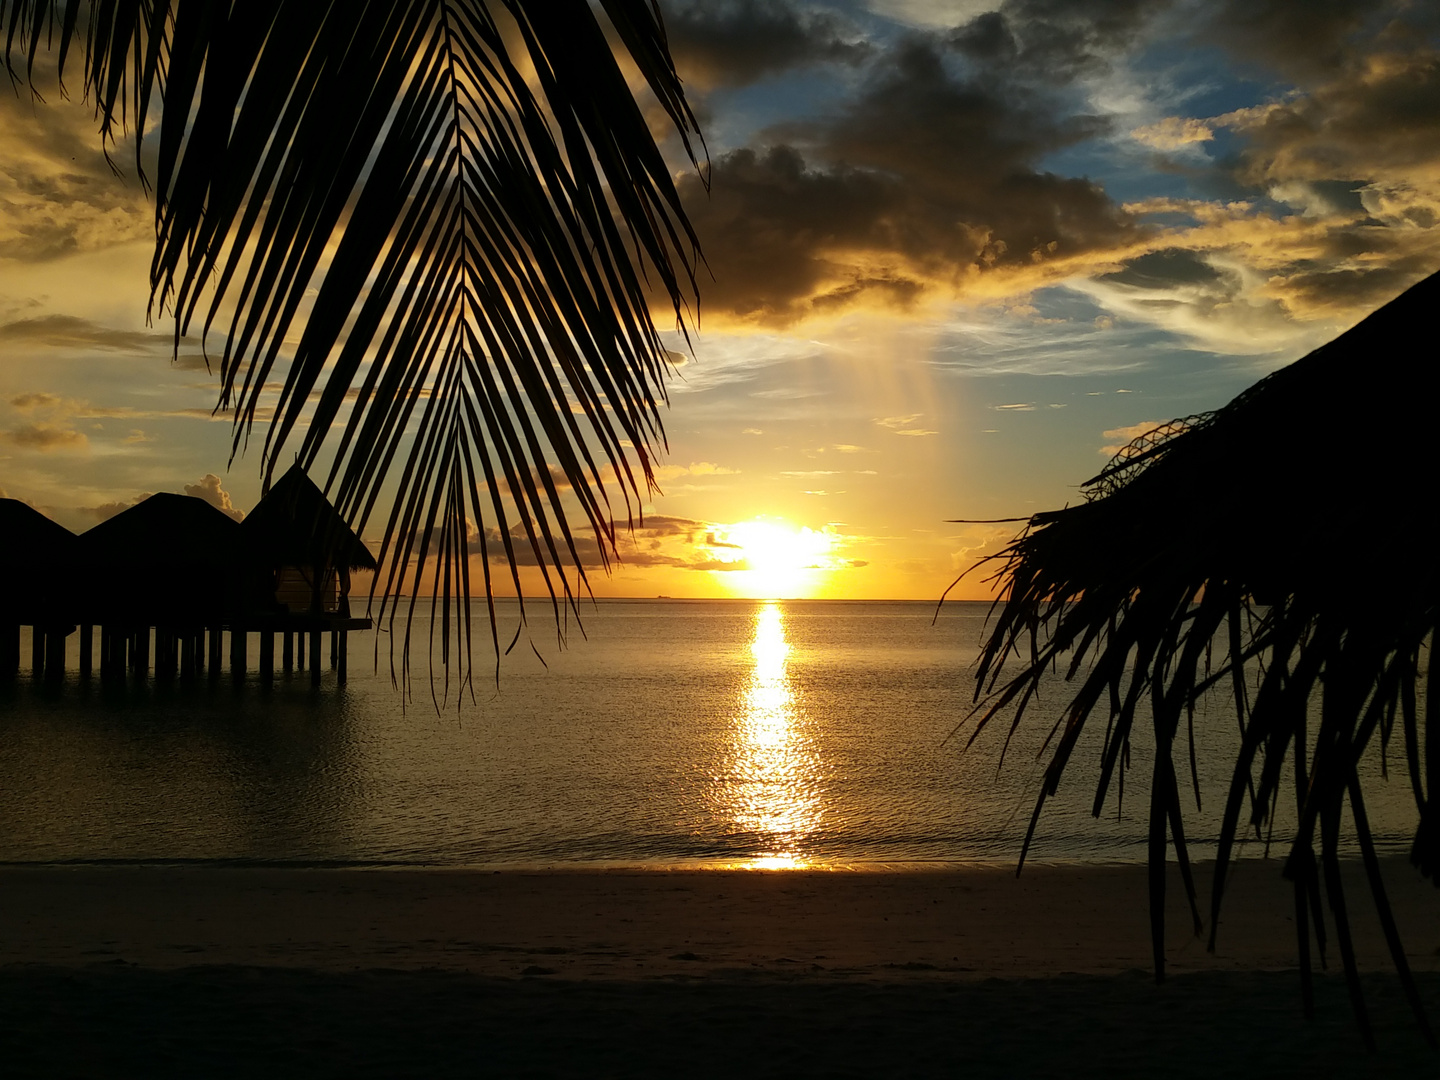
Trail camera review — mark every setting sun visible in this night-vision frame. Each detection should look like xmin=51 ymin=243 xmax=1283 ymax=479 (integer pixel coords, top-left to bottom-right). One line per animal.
xmin=708 ymin=519 xmax=838 ymax=599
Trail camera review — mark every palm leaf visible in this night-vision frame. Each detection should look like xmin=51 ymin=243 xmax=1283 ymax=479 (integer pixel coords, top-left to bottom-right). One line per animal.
xmin=962 ymin=270 xmax=1440 ymax=1045
xmin=3 ymin=0 xmax=703 ymax=691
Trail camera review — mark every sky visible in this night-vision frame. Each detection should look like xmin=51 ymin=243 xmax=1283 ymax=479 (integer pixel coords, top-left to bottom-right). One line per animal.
xmin=2 ymin=0 xmax=1438 ymax=601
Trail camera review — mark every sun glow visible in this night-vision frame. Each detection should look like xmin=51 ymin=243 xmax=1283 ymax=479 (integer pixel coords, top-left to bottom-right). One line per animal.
xmin=708 ymin=519 xmax=838 ymax=599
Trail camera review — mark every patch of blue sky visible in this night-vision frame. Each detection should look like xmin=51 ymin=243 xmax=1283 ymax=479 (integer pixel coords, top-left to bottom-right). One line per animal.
xmin=828 ymin=0 xmax=937 ymax=42
xmin=920 ymin=287 xmax=1195 ymax=379
xmin=1125 ymin=39 xmax=1289 ymax=121
xmin=1031 ymin=140 xmax=1196 ymax=205
xmin=701 ymin=68 xmax=865 ymax=155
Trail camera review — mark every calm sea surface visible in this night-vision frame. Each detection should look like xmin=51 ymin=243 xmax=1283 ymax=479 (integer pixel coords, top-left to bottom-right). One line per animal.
xmin=0 ymin=600 xmax=1420 ymax=867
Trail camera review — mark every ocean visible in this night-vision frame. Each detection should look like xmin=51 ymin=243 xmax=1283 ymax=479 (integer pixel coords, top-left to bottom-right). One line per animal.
xmin=0 ymin=599 xmax=1420 ymax=868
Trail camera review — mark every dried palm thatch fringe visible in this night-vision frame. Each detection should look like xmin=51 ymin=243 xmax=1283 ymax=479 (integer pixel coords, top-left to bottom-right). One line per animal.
xmin=3 ymin=0 xmax=703 ymax=700
xmin=956 ymin=268 xmax=1440 ymax=1049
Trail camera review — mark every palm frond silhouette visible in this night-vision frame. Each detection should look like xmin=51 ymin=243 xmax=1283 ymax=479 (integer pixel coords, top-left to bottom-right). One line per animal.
xmin=3 ymin=0 xmax=703 ymax=688
xmin=962 ymin=269 xmax=1440 ymax=1047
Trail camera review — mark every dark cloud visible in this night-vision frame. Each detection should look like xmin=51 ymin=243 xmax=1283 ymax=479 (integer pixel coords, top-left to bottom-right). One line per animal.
xmin=680 ymin=145 xmax=904 ymax=321
xmin=472 ymin=513 xmax=713 ymax=570
xmin=0 ymin=90 xmax=152 ymax=261
xmin=1100 ymin=248 xmax=1223 ymax=289
xmin=1229 ymin=49 xmax=1440 ymax=184
xmin=664 ymin=0 xmax=869 ymax=88
xmin=0 ymin=422 xmax=87 ymax=450
xmin=949 ymin=0 xmax=1170 ymax=84
xmin=469 ymin=514 xmax=743 ymax=571
xmin=634 ymin=514 xmax=707 ymax=538
xmin=0 ymin=315 xmax=167 ymax=353
xmin=681 ymin=39 xmax=1138 ymax=324
xmin=1200 ymin=0 xmax=1403 ymax=82
xmin=1269 ymin=254 xmax=1440 ymax=313
xmin=1207 ymin=41 xmax=1440 ymax=313
xmin=173 ymin=351 xmax=216 ymax=371
xmin=685 ymin=557 xmax=750 ymax=572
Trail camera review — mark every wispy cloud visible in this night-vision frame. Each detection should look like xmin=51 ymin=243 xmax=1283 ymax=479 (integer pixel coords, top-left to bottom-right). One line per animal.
xmin=1100 ymin=419 xmax=1166 ymax=456
xmin=1131 ymin=116 xmax=1214 ymax=151
xmin=0 ymin=422 xmax=88 ymax=451
xmin=875 ymin=413 xmax=938 ymax=436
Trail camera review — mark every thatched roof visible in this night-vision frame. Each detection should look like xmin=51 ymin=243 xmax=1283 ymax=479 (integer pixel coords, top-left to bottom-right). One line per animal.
xmin=1007 ymin=270 xmax=1438 ymax=615
xmin=0 ymin=499 xmax=79 ymax=621
xmin=1 ymin=498 xmax=78 ymax=568
xmin=72 ymin=494 xmax=241 ymax=625
xmin=78 ymin=493 xmax=241 ymax=569
xmin=967 ymin=268 xmax=1440 ymax=1045
xmin=242 ymin=464 xmax=376 ymax=572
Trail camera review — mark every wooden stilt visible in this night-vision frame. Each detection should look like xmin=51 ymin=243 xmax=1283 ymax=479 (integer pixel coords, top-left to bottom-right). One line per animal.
xmin=330 ymin=630 xmax=338 ymax=668
xmin=180 ymin=630 xmax=196 ymax=681
xmin=259 ymin=631 xmax=275 ymax=685
xmin=193 ymin=631 xmax=205 ymax=678
xmin=79 ymin=624 xmax=93 ymax=678
xmin=282 ymin=631 xmax=294 ymax=674
xmin=45 ymin=625 xmax=67 ymax=679
xmin=230 ymin=626 xmax=246 ymax=679
xmin=156 ymin=629 xmax=172 ymax=681
xmin=310 ymin=627 xmax=322 ymax=686
xmin=134 ymin=627 xmax=150 ymax=679
xmin=337 ymin=630 xmax=348 ymax=685
xmin=208 ymin=627 xmax=223 ymax=680
xmin=296 ymin=631 xmax=305 ymax=670
xmin=31 ymin=625 xmax=45 ymax=678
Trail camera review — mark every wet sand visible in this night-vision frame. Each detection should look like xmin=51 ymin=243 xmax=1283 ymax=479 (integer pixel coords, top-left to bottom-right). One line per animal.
xmin=2 ymin=859 xmax=1437 ymax=1076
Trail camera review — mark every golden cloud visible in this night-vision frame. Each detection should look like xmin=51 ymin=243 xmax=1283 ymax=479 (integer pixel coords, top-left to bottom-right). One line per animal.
xmin=183 ymin=473 xmax=243 ymax=521
xmin=0 ymin=422 xmax=88 ymax=451
xmin=0 ymin=92 xmax=151 ymax=262
xmin=1131 ymin=116 xmax=1215 ymax=151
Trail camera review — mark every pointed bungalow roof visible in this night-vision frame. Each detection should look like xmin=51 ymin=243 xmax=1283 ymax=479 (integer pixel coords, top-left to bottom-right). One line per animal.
xmin=1 ymin=498 xmax=78 ymax=568
xmin=966 ymin=268 xmax=1440 ymax=1035
xmin=1 ymin=499 xmax=79 ymax=622
xmin=77 ymin=492 xmax=241 ymax=568
xmin=241 ymin=463 xmax=376 ymax=571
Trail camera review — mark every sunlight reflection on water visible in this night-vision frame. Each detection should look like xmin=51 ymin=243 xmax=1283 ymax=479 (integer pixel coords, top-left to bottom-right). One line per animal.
xmin=714 ymin=602 xmax=825 ymax=868
xmin=0 ymin=599 xmax=1422 ymax=867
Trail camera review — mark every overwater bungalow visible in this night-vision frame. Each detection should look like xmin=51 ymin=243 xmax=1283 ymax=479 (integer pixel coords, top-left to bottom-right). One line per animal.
xmin=241 ymin=463 xmax=376 ymax=619
xmin=75 ymin=493 xmax=242 ymax=680
xmin=239 ymin=463 xmax=377 ymax=682
xmin=3 ymin=468 xmax=374 ymax=686
xmin=0 ymin=498 xmax=79 ymax=678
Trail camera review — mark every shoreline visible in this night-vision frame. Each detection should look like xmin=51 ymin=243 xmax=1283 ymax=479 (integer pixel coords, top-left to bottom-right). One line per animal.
xmin=4 ymin=857 xmax=1436 ymax=979
xmin=3 ymin=859 xmax=1437 ymax=1076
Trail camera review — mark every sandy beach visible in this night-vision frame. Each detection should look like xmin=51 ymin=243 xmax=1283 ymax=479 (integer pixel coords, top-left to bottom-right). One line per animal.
xmin=2 ymin=858 xmax=1437 ymax=1076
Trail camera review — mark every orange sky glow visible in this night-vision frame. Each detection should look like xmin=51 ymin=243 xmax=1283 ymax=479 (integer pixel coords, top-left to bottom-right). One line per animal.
xmin=3 ymin=2 xmax=1438 ymax=603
